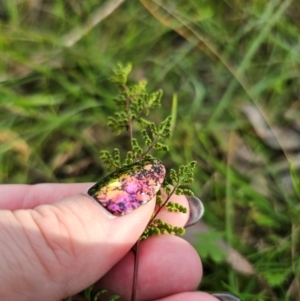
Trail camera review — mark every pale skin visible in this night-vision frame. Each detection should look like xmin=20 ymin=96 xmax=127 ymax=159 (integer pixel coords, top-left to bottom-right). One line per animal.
xmin=0 ymin=184 xmax=220 ymax=301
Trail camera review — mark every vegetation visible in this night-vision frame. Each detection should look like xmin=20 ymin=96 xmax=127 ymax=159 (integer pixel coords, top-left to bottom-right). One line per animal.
xmin=1 ymin=1 xmax=300 ymax=300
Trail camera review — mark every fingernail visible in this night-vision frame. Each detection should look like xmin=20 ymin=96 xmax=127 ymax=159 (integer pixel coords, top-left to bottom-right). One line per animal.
xmin=185 ymin=195 xmax=204 ymax=227
xmin=212 ymin=292 xmax=242 ymax=301
xmin=88 ymin=158 xmax=166 ymax=216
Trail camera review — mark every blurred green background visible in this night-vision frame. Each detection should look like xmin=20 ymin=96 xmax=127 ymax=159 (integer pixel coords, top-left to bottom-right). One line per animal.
xmin=1 ymin=0 xmax=300 ymax=300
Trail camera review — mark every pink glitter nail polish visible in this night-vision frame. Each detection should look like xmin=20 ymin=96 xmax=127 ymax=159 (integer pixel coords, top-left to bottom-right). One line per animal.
xmin=88 ymin=158 xmax=166 ymax=216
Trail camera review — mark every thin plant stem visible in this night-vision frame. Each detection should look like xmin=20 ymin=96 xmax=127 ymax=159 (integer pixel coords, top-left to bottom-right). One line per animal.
xmin=138 ymin=136 xmax=160 ymax=160
xmin=131 ymin=240 xmax=140 ymax=301
xmin=148 ymin=186 xmax=177 ymax=225
xmin=124 ymin=81 xmax=178 ymax=301
xmin=122 ymin=84 xmax=134 ymax=146
xmin=127 ymin=97 xmax=133 ymax=145
xmin=130 ymin=185 xmax=178 ymax=301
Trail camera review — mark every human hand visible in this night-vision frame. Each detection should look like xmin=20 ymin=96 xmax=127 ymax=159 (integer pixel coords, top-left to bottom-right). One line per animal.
xmin=0 ymin=183 xmax=239 ymax=301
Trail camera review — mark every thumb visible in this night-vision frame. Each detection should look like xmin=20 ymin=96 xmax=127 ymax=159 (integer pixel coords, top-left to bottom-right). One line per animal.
xmin=0 ymin=159 xmax=165 ymax=301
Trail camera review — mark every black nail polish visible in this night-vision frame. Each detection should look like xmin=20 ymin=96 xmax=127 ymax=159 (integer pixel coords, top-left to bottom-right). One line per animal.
xmin=185 ymin=195 xmax=204 ymax=227
xmin=212 ymin=292 xmax=241 ymax=301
